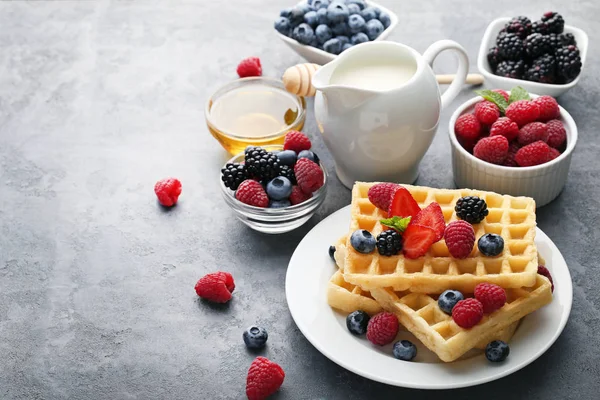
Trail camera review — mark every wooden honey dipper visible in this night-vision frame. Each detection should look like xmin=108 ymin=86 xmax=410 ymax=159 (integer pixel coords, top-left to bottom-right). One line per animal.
xmin=282 ymin=63 xmax=484 ymax=97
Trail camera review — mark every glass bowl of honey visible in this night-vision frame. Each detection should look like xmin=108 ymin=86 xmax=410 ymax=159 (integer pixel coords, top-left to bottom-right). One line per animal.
xmin=206 ymin=77 xmax=306 ymax=155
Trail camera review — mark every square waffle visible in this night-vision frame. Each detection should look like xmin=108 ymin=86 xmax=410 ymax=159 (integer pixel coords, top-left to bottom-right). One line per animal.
xmin=370 ymin=275 xmax=553 ymax=362
xmin=343 ymin=182 xmax=539 ymax=293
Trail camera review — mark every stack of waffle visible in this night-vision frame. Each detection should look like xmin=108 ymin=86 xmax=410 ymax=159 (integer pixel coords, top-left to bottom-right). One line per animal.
xmin=327 ymin=182 xmax=553 ymax=362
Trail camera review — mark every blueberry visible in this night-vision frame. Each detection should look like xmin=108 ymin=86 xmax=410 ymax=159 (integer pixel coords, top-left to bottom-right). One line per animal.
xmin=290 ymin=6 xmax=308 ymax=26
xmin=346 ymin=310 xmax=370 ymax=335
xmin=347 ymin=3 xmax=361 ymax=14
xmin=361 ymin=6 xmax=380 ymax=21
xmin=297 ymin=150 xmax=320 ymax=163
xmin=274 ymin=17 xmax=292 ymax=36
xmin=342 ymin=43 xmax=353 ymax=52
xmin=478 ymin=233 xmax=504 ymax=257
xmin=345 ymin=0 xmax=366 ymax=10
xmin=292 ymin=23 xmax=315 ymax=45
xmin=277 ymin=150 xmax=297 ymax=166
xmin=351 ymin=32 xmax=369 ymax=45
xmin=243 ymin=326 xmax=268 ymax=349
xmin=269 ymin=199 xmax=291 ymax=208
xmin=309 ymin=38 xmax=319 ymax=48
xmin=438 ymin=290 xmax=464 ymax=314
xmin=316 ymin=7 xmax=328 ymax=25
xmin=336 ymin=35 xmax=350 ymax=46
xmin=315 ymin=24 xmax=333 ymax=44
xmin=348 ymin=14 xmax=366 ymax=34
xmin=323 ymin=38 xmax=343 ymax=55
xmin=296 ymin=3 xmax=314 ymax=14
xmin=379 ymin=12 xmax=391 ymax=29
xmin=393 ymin=340 xmax=417 ymax=361
xmin=266 ymin=176 xmax=293 ymax=200
xmin=365 ymin=19 xmax=384 ymax=40
xmin=312 ymin=0 xmax=330 ymax=9
xmin=485 ymin=340 xmax=510 ymax=362
xmin=350 ymin=229 xmax=376 ymax=253
xmin=331 ymin=21 xmax=349 ymax=36
xmin=304 ymin=10 xmax=319 ymax=27
xmin=280 ymin=8 xmax=293 ymax=18
xmin=329 ymin=245 xmax=336 ymax=261
xmin=326 ymin=1 xmax=349 ymax=24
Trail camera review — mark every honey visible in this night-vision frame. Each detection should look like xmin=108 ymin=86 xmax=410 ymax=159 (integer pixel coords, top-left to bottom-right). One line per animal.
xmin=206 ymin=78 xmax=306 ymax=155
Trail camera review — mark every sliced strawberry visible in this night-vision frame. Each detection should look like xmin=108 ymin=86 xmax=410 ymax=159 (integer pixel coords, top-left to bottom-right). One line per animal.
xmin=410 ymin=202 xmax=445 ymax=242
xmin=388 ymin=187 xmax=420 ymax=219
xmin=402 ymin=224 xmax=436 ymax=259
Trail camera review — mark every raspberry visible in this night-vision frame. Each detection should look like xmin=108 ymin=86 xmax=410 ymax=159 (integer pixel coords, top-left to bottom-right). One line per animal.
xmin=366 ymin=312 xmax=399 ymax=346
xmin=548 ymin=147 xmax=561 ymax=160
xmin=195 ymin=272 xmax=235 ymax=303
xmin=454 ymin=114 xmax=481 ymax=141
xmin=474 ymin=283 xmax=507 ymax=313
xmin=503 ymin=142 xmax=520 ymax=167
xmin=537 ymin=265 xmax=554 ymax=292
xmin=235 ymin=180 xmax=269 ymax=207
xmin=289 ymin=185 xmax=312 ymax=205
xmin=444 ymin=221 xmax=475 ymax=259
xmin=474 ymin=101 xmax=500 ymax=125
xmin=505 ymin=100 xmax=540 ymax=127
xmin=237 ymin=57 xmax=262 ymax=78
xmin=154 ymin=178 xmax=182 ymax=207
xmin=518 ymin=122 xmax=548 ymax=146
xmin=490 ymin=117 xmax=519 ymax=141
xmin=452 ymin=298 xmax=484 ymax=329
xmin=246 ymin=357 xmax=285 ymax=400
xmin=283 ymin=131 xmax=312 ymax=152
xmin=473 ymin=135 xmax=509 ymax=165
xmin=294 ymin=158 xmax=324 ymax=194
xmin=493 ymin=89 xmax=510 ymax=102
xmin=368 ymin=183 xmax=399 ymax=211
xmin=545 ymin=119 xmax=567 ymax=149
xmin=515 ymin=141 xmax=551 ymax=167
xmin=533 ymin=95 xmax=560 ymax=121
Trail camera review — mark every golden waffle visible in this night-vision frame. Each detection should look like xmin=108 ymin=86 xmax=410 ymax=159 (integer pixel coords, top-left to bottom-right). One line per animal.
xmin=370 ymin=275 xmax=553 ymax=362
xmin=327 ymin=270 xmax=382 ymax=315
xmin=343 ymin=182 xmax=539 ymax=293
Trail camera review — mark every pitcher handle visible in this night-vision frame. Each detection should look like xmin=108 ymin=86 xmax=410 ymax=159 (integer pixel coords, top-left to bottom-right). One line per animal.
xmin=423 ymin=40 xmax=469 ymax=111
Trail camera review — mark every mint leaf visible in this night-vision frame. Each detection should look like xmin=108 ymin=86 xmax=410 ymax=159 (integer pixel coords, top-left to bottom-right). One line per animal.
xmin=474 ymin=89 xmax=508 ymax=113
xmin=508 ymin=86 xmax=530 ymax=103
xmin=380 ymin=216 xmax=411 ymax=233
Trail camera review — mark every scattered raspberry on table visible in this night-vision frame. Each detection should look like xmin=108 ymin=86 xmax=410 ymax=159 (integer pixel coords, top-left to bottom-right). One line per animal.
xmin=237 ymin=57 xmax=262 ymax=78
xmin=154 ymin=177 xmax=182 ymax=207
xmin=246 ymin=356 xmax=285 ymax=400
xmin=195 ymin=271 xmax=235 ymax=303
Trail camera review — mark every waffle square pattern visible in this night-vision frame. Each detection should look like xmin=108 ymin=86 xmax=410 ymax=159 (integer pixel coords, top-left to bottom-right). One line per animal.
xmin=343 ymin=182 xmax=539 ymax=293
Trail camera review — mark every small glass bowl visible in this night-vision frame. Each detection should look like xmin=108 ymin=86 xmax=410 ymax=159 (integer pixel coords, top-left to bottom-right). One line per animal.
xmin=220 ymin=145 xmax=327 ymax=234
xmin=206 ymin=77 xmax=306 ymax=155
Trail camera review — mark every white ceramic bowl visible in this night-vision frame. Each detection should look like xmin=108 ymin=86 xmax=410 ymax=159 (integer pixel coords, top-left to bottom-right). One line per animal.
xmin=477 ymin=17 xmax=589 ymax=97
xmin=448 ymin=94 xmax=578 ymax=207
xmin=276 ymin=0 xmax=398 ymax=65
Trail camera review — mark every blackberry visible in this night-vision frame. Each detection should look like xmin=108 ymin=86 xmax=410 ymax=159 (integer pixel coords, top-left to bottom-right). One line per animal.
xmin=495 ymin=60 xmax=526 ymax=79
xmin=558 ymin=32 xmax=576 ymax=46
xmin=525 ymin=33 xmax=552 ymax=58
xmin=455 ymin=196 xmax=489 ymax=224
xmin=376 ymin=230 xmax=403 ymax=256
xmin=502 ymin=16 xmax=532 ymax=39
xmin=525 ymin=54 xmax=557 ymax=84
xmin=279 ymin=164 xmax=296 ymax=184
xmin=244 ymin=147 xmax=281 ymax=182
xmin=555 ymin=45 xmax=582 ymax=83
xmin=487 ymin=47 xmax=502 ymax=72
xmin=496 ymin=33 xmax=524 ymax=61
xmin=531 ymin=20 xmax=549 ymax=35
xmin=541 ymin=12 xmax=564 ymax=34
xmin=546 ymin=34 xmax=562 ymax=53
xmin=221 ymin=162 xmax=248 ymax=190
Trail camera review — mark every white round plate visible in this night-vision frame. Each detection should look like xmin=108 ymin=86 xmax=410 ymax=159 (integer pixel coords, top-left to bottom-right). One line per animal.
xmin=285 ymin=205 xmax=572 ymax=389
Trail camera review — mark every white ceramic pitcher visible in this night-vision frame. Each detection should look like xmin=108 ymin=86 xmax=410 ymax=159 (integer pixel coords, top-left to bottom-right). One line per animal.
xmin=312 ymin=40 xmax=469 ymax=188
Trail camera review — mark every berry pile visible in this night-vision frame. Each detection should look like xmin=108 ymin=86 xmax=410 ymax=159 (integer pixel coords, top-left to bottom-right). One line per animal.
xmin=274 ymin=0 xmax=391 ymax=55
xmin=455 ymin=86 xmax=567 ymax=167
xmin=487 ymin=12 xmax=582 ymax=84
xmin=221 ymin=131 xmax=325 ymax=208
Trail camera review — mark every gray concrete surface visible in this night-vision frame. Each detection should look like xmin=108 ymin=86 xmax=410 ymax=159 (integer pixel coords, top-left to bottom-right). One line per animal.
xmin=0 ymin=1 xmax=598 ymax=399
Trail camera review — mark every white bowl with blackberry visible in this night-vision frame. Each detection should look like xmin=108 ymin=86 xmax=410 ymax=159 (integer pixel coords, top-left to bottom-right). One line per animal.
xmin=274 ymin=0 xmax=398 ymax=65
xmin=478 ymin=13 xmax=588 ymax=97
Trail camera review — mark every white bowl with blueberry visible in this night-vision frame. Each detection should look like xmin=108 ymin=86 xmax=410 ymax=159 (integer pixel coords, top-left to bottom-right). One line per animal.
xmin=274 ymin=0 xmax=398 ymax=65
xmin=220 ymin=133 xmax=327 ymax=234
